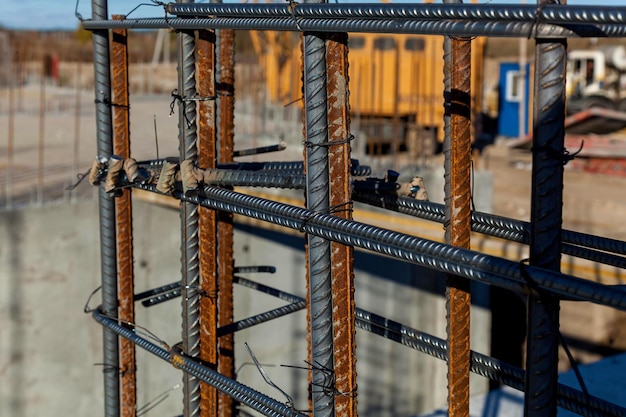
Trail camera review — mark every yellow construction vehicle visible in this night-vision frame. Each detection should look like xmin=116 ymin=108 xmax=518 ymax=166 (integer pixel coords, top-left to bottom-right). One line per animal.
xmin=249 ymin=7 xmax=485 ymax=156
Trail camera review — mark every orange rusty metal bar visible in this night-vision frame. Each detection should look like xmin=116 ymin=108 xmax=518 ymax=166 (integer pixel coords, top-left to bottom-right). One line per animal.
xmin=444 ymin=34 xmax=472 ymax=417
xmin=326 ymin=33 xmax=357 ymax=417
xmin=111 ymin=15 xmax=136 ymax=417
xmin=217 ymin=28 xmax=236 ymax=417
xmin=197 ymin=29 xmax=219 ymax=417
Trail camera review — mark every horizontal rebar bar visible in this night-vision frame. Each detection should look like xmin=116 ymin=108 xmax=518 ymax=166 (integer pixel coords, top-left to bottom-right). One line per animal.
xmin=92 ymin=308 xmax=306 ymax=417
xmin=80 ymin=17 xmax=625 ymax=38
xmin=353 ymin=192 xmax=626 ymax=267
xmin=233 ymin=276 xmax=626 ymax=417
xmin=132 ymin=183 xmax=626 ymax=311
xmin=166 ymin=3 xmax=626 ymax=25
xmin=217 ymin=301 xmax=306 ymax=336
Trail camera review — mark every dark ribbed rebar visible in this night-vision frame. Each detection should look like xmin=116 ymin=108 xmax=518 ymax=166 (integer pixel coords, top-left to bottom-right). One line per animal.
xmin=166 ymin=3 xmax=626 ymax=25
xmin=443 ymin=6 xmax=472 ymax=414
xmin=176 ymin=2 xmax=201 ymax=415
xmin=91 ymin=1 xmax=119 ymax=416
xmin=197 ymin=26 xmax=219 ymax=417
xmin=216 ymin=26 xmax=237 ymax=417
xmin=81 ymin=17 xmax=626 ymax=38
xmin=303 ymin=4 xmax=335 ymax=414
xmin=92 ymin=309 xmax=306 ymax=417
xmin=326 ymin=31 xmax=357 ymax=417
xmin=525 ymin=2 xmax=568 ymax=416
xmin=217 ymin=301 xmax=307 ymax=336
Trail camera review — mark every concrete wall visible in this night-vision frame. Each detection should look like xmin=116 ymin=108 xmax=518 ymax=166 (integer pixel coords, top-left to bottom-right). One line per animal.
xmin=0 ymin=198 xmax=490 ymax=417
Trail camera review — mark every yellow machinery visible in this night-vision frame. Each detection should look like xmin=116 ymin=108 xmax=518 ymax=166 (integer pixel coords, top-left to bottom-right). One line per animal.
xmin=249 ymin=17 xmax=485 ymax=155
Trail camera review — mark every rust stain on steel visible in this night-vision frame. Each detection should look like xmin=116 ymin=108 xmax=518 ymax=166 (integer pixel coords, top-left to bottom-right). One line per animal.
xmin=447 ymin=36 xmax=472 ymax=417
xmin=112 ymin=15 xmax=136 ymax=417
xmin=217 ymin=28 xmax=236 ymax=417
xmin=197 ymin=29 xmax=219 ymax=417
xmin=326 ymin=33 xmax=357 ymax=417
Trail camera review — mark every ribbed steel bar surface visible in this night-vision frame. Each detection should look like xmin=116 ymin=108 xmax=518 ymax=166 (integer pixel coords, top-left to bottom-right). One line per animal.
xmin=525 ymin=2 xmax=568 ymax=415
xmin=443 ymin=17 xmax=472 ymax=417
xmin=302 ymin=7 xmax=335 ymax=416
xmin=176 ymin=2 xmax=201 ymax=415
xmin=216 ymin=27 xmax=237 ymax=417
xmin=91 ymin=1 xmax=120 ymax=416
xmin=81 ymin=17 xmax=626 ymax=38
xmin=167 ymin=3 xmax=626 ymax=24
xmin=111 ymin=15 xmax=136 ymax=417
xmin=196 ymin=26 xmax=219 ymax=417
xmin=326 ymin=31 xmax=357 ymax=417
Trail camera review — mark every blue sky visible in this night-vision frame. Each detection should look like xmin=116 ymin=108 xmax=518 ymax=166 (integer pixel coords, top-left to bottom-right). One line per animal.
xmin=1 ymin=0 xmax=626 ymax=31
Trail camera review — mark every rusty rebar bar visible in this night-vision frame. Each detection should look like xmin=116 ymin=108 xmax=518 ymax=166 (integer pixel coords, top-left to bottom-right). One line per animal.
xmin=111 ymin=15 xmax=136 ymax=417
xmin=217 ymin=27 xmax=236 ymax=417
xmin=326 ymin=32 xmax=357 ymax=417
xmin=443 ymin=6 xmax=472 ymax=415
xmin=197 ymin=28 xmax=219 ymax=417
xmin=524 ymin=1 xmax=567 ymax=416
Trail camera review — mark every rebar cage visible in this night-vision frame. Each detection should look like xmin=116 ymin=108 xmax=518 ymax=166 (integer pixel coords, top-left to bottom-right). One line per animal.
xmin=82 ymin=2 xmax=626 ymax=417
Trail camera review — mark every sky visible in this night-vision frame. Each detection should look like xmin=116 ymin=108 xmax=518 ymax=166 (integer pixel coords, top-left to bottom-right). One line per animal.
xmin=1 ymin=0 xmax=626 ymax=31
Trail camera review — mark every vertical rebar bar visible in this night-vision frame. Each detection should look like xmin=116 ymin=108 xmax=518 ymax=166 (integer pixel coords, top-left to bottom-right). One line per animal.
xmin=216 ymin=27 xmax=236 ymax=417
xmin=37 ymin=64 xmax=45 ymax=206
xmin=7 ymin=53 xmax=14 ymax=208
xmin=176 ymin=1 xmax=201 ymax=416
xmin=197 ymin=28 xmax=219 ymax=417
xmin=111 ymin=16 xmax=136 ymax=417
xmin=443 ymin=1 xmax=472 ymax=415
xmin=303 ymin=1 xmax=335 ymax=414
xmin=91 ymin=1 xmax=120 ymax=417
xmin=326 ymin=32 xmax=357 ymax=417
xmin=524 ymin=1 xmax=567 ymax=416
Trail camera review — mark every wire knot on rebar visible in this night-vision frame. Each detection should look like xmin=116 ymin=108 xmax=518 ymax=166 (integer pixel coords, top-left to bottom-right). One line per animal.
xmin=303 ymin=134 xmax=354 ymax=148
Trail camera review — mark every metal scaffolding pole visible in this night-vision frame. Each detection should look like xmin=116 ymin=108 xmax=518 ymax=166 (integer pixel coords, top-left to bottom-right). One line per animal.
xmin=443 ymin=0 xmax=472 ymax=413
xmin=197 ymin=27 xmax=219 ymax=417
xmin=111 ymin=15 xmax=136 ymax=417
xmin=524 ymin=1 xmax=567 ymax=416
xmin=91 ymin=1 xmax=120 ymax=417
xmin=176 ymin=1 xmax=201 ymax=416
xmin=303 ymin=0 xmax=335 ymax=414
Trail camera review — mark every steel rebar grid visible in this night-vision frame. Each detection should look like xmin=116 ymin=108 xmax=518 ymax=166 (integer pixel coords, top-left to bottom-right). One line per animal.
xmin=133 ymin=183 xmax=626 ymax=311
xmin=81 ymin=17 xmax=626 ymax=39
xmin=442 ymin=10 xmax=472 ymax=416
xmin=176 ymin=2 xmax=202 ymax=415
xmin=197 ymin=27 xmax=219 ymax=417
xmin=166 ymin=3 xmax=626 ymax=25
xmin=92 ymin=309 xmax=307 ymax=417
xmin=91 ymin=1 xmax=120 ymax=416
xmin=326 ymin=31 xmax=357 ymax=417
xmin=302 ymin=5 xmax=336 ymax=415
xmin=231 ymin=276 xmax=626 ymax=417
xmin=524 ymin=2 xmax=567 ymax=416
xmin=216 ymin=27 xmax=237 ymax=417
xmin=111 ymin=15 xmax=136 ymax=417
